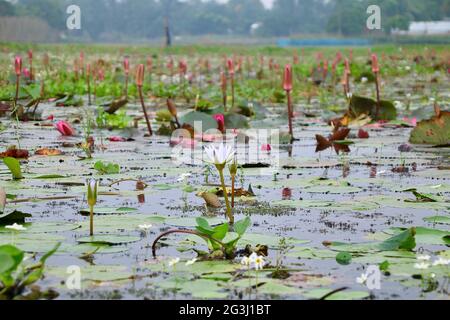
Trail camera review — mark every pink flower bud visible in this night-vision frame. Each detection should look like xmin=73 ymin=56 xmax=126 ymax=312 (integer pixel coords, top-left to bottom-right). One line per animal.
xmin=136 ymin=64 xmax=145 ymax=87
xmin=124 ymin=58 xmax=130 ymax=75
xmin=371 ymin=54 xmax=379 ymax=73
xmin=227 ymin=59 xmax=234 ymax=75
xmin=15 ymin=56 xmax=22 ymax=76
xmin=55 ymin=121 xmax=75 ymax=136
xmin=283 ymin=64 xmax=293 ymax=92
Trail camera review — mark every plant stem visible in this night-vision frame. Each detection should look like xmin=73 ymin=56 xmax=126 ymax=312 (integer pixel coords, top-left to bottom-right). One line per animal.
xmin=231 ymin=175 xmax=235 ymax=208
xmin=218 ymin=168 xmax=233 ymax=225
xmin=375 ymin=72 xmax=381 ymax=120
xmin=89 ymin=205 xmax=94 ymax=236
xmin=230 ymin=75 xmax=235 ymax=109
xmin=286 ymin=90 xmax=294 ymax=143
xmin=138 ymin=86 xmax=153 ymax=137
xmin=15 ymin=76 xmax=20 ymax=105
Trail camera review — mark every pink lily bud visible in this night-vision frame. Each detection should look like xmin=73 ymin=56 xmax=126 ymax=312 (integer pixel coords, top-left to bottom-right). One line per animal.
xmin=15 ymin=56 xmax=22 ymax=76
xmin=55 ymin=121 xmax=75 ymax=136
xmin=227 ymin=59 xmax=234 ymax=76
xmin=28 ymin=50 xmax=33 ymax=60
xmin=124 ymin=58 xmax=130 ymax=75
xmin=23 ymin=68 xmax=30 ymax=79
xmin=261 ymin=144 xmax=272 ymax=152
xmin=179 ymin=60 xmax=187 ymax=74
xmin=371 ymin=54 xmax=379 ymax=73
xmin=86 ymin=64 xmax=91 ymax=76
xmin=213 ymin=114 xmax=225 ymax=133
xmin=136 ymin=64 xmax=145 ymax=87
xmin=283 ymin=64 xmax=293 ymax=92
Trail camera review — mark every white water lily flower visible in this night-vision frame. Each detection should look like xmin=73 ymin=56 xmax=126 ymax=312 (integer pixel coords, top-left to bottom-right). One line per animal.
xmin=432 ymin=257 xmax=450 ymax=266
xmin=138 ymin=224 xmax=153 ymax=231
xmin=204 ymin=144 xmax=235 ymax=166
xmin=361 ymin=77 xmax=368 ymax=84
xmin=5 ymin=223 xmax=27 ymax=231
xmin=253 ymin=255 xmax=266 ymax=271
xmin=241 ymin=256 xmax=251 ymax=267
xmin=177 ymin=173 xmax=192 ymax=183
xmin=185 ymin=258 xmax=197 ymax=266
xmin=168 ymin=257 xmax=180 ymax=267
xmin=414 ymin=262 xmax=431 ymax=270
xmin=417 ymin=255 xmax=431 ymax=261
xmin=356 ymin=273 xmax=368 ymax=285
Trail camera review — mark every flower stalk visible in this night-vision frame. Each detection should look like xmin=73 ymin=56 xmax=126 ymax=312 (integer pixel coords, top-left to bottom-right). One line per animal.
xmin=87 ymin=179 xmax=98 ymax=236
xmin=283 ymin=64 xmax=294 ymax=143
xmin=136 ymin=64 xmax=153 ymax=137
xmin=372 ymin=54 xmax=381 ymax=119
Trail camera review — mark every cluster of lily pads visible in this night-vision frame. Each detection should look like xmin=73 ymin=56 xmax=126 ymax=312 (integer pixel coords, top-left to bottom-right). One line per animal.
xmin=0 ymin=45 xmax=449 ymax=300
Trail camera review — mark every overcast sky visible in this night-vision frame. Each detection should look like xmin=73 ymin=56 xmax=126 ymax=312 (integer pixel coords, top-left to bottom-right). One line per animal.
xmin=214 ymin=0 xmax=275 ymax=9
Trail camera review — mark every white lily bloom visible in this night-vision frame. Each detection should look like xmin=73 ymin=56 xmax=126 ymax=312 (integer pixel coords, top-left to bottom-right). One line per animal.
xmin=414 ymin=262 xmax=430 ymax=270
xmin=185 ymin=258 xmax=197 ymax=266
xmin=5 ymin=223 xmax=27 ymax=231
xmin=249 ymin=252 xmax=258 ymax=263
xmin=138 ymin=224 xmax=153 ymax=231
xmin=204 ymin=144 xmax=235 ymax=166
xmin=177 ymin=173 xmax=192 ymax=183
xmin=168 ymin=257 xmax=180 ymax=267
xmin=241 ymin=256 xmax=251 ymax=267
xmin=361 ymin=77 xmax=368 ymax=84
xmin=356 ymin=273 xmax=368 ymax=284
xmin=432 ymin=257 xmax=450 ymax=266
xmin=253 ymin=255 xmax=266 ymax=271
xmin=417 ymin=255 xmax=431 ymax=261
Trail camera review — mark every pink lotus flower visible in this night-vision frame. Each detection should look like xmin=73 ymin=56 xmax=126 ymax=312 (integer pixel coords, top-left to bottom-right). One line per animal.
xmin=213 ymin=114 xmax=225 ymax=133
xmin=15 ymin=56 xmax=22 ymax=76
xmin=136 ymin=64 xmax=145 ymax=87
xmin=124 ymin=58 xmax=130 ymax=75
xmin=283 ymin=64 xmax=293 ymax=92
xmin=46 ymin=115 xmax=54 ymax=121
xmin=371 ymin=54 xmax=379 ymax=73
xmin=261 ymin=144 xmax=272 ymax=152
xmin=109 ymin=136 xmax=126 ymax=142
xmin=55 ymin=121 xmax=75 ymax=136
xmin=227 ymin=59 xmax=235 ymax=75
xmin=22 ymin=68 xmax=30 ymax=79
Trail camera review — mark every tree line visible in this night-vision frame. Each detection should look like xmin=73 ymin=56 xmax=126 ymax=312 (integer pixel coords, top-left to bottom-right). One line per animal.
xmin=0 ymin=0 xmax=449 ymax=41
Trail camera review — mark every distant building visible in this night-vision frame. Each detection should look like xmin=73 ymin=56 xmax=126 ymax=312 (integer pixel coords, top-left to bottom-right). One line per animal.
xmin=392 ymin=21 xmax=450 ymax=36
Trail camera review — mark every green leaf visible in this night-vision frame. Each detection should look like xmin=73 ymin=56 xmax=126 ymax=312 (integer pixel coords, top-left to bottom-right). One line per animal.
xmin=410 ymin=111 xmax=450 ymax=146
xmin=0 ymin=245 xmax=24 ymax=274
xmin=94 ymin=161 xmax=120 ymax=175
xmin=234 ymin=217 xmax=251 ymax=236
xmin=212 ymin=223 xmax=229 ymax=241
xmin=3 ymin=157 xmax=23 ymax=180
xmin=180 ymin=111 xmax=217 ymax=132
xmin=379 ymin=228 xmax=416 ymax=251
xmin=336 ymin=252 xmax=352 ymax=265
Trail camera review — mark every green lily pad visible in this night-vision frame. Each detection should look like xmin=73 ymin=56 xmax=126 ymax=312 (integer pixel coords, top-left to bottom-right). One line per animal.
xmin=77 ymin=235 xmax=141 ymax=245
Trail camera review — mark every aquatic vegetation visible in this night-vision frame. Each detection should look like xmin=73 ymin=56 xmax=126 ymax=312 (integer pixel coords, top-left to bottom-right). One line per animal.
xmin=86 ymin=179 xmax=99 ymax=236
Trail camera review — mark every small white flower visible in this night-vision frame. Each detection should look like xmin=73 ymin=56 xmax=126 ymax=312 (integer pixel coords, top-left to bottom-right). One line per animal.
xmin=204 ymin=144 xmax=235 ymax=166
xmin=138 ymin=224 xmax=152 ymax=231
xmin=432 ymin=257 xmax=450 ymax=266
xmin=405 ymin=66 xmax=411 ymax=71
xmin=241 ymin=256 xmax=251 ymax=267
xmin=346 ymin=92 xmax=353 ymax=99
xmin=356 ymin=273 xmax=368 ymax=285
xmin=253 ymin=255 xmax=266 ymax=271
xmin=5 ymin=223 xmax=27 ymax=231
xmin=414 ymin=262 xmax=430 ymax=270
xmin=249 ymin=252 xmax=258 ymax=263
xmin=185 ymin=258 xmax=197 ymax=266
xmin=361 ymin=77 xmax=368 ymax=84
xmin=168 ymin=257 xmax=180 ymax=267
xmin=417 ymin=255 xmax=431 ymax=261
xmin=177 ymin=173 xmax=191 ymax=183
